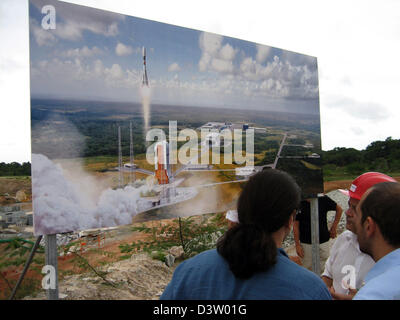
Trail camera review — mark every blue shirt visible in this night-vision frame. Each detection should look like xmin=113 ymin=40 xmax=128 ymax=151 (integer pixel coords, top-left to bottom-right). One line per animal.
xmin=160 ymin=248 xmax=332 ymax=300
xmin=354 ymin=248 xmax=400 ymax=300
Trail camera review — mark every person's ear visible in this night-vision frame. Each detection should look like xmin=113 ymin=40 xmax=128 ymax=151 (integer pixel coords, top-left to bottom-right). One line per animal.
xmin=365 ymin=216 xmax=377 ymax=238
xmin=286 ymin=210 xmax=296 ymax=229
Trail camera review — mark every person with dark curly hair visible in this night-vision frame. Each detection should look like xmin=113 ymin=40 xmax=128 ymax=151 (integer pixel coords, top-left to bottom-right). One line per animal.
xmin=160 ymin=169 xmax=331 ymax=300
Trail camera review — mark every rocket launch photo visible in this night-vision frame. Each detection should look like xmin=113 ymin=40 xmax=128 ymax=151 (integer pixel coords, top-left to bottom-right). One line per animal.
xmin=29 ymin=0 xmax=323 ymax=235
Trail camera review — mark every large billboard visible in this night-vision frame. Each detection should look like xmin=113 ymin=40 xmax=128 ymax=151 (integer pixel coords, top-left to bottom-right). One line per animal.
xmin=29 ymin=0 xmax=323 ymax=235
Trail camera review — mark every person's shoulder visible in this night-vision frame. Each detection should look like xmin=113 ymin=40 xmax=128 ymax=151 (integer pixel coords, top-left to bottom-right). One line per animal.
xmin=355 ymin=265 xmax=400 ymax=299
xmin=277 ymin=254 xmax=331 ymax=299
xmin=277 ymin=252 xmax=325 ymax=283
xmin=177 ymin=249 xmax=221 ymax=269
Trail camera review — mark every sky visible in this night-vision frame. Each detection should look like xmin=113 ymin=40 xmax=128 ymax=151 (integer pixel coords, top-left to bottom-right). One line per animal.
xmin=1 ymin=0 xmax=400 ymax=163
xmin=29 ymin=0 xmax=319 ymax=113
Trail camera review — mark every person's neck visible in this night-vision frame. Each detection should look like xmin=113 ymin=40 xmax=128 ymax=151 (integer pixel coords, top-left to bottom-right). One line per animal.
xmin=372 ymin=242 xmax=399 ymax=262
xmin=271 ymin=229 xmax=286 ymax=248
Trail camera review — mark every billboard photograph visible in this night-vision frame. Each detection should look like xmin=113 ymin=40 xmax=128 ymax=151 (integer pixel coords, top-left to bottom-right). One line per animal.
xmin=29 ymin=0 xmax=323 ymax=236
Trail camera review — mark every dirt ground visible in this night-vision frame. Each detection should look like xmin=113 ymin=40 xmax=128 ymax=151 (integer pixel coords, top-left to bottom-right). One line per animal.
xmin=323 ymin=176 xmax=400 ymax=194
xmin=1 ymin=175 xmax=400 ymax=299
xmin=0 ymin=219 xmax=170 ymax=299
xmin=323 ymin=180 xmax=353 ymax=193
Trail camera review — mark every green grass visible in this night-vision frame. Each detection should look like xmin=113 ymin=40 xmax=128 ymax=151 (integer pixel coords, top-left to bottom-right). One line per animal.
xmin=323 ymin=165 xmax=400 ymax=182
xmin=83 ymin=155 xmax=117 ymax=164
xmin=0 ymin=176 xmax=31 ymax=180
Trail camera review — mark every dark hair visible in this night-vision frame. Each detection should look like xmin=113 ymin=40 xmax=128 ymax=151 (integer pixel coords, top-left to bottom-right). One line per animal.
xmin=217 ymin=169 xmax=301 ymax=279
xmin=360 ymin=181 xmax=400 ymax=246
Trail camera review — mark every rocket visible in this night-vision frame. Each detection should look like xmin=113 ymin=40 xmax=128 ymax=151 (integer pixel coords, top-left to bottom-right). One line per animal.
xmin=142 ymin=47 xmax=149 ymax=87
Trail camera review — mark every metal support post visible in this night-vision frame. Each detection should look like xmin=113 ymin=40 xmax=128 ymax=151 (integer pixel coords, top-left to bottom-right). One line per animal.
xmin=45 ymin=234 xmax=59 ymax=300
xmin=310 ymin=197 xmax=320 ymax=275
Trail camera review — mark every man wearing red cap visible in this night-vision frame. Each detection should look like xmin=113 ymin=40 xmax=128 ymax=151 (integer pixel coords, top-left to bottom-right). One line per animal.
xmin=322 ymin=172 xmax=396 ymax=299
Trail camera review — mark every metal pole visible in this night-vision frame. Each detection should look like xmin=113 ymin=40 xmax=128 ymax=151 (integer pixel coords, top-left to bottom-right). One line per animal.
xmin=178 ymin=217 xmax=185 ymax=258
xmin=310 ymin=197 xmax=320 ymax=275
xmin=118 ymin=126 xmax=123 ymax=188
xmin=130 ymin=121 xmax=135 ymax=184
xmin=45 ymin=234 xmax=59 ymax=300
xmin=9 ymin=235 xmax=43 ymax=300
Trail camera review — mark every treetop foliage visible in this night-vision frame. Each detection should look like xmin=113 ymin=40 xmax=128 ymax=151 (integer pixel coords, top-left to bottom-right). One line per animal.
xmin=322 ymin=137 xmax=400 ymax=175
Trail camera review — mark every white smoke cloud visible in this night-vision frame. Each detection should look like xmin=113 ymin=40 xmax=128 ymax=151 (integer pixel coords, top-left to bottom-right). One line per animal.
xmin=32 ymin=153 xmax=146 ymax=236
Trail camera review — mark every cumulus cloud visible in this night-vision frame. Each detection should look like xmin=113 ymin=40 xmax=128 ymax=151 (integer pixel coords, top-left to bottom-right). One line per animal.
xmin=30 ymin=18 xmax=57 ymax=46
xmin=239 ymin=55 xmax=318 ymax=99
xmin=211 ymin=58 xmax=234 ymax=73
xmin=198 ymin=32 xmax=237 ymax=74
xmin=107 ymin=63 xmax=124 ymax=79
xmin=256 ymin=44 xmax=271 ymax=63
xmin=31 ymin=0 xmax=123 ymax=41
xmin=168 ymin=62 xmax=181 ymax=72
xmin=197 ymin=31 xmax=318 ymax=100
xmin=54 ymin=19 xmax=119 ymax=42
xmin=61 ymin=45 xmax=103 ymax=58
xmin=115 ymin=42 xmax=133 ymax=56
xmin=30 ymin=57 xmax=141 ymax=100
xmin=219 ymin=43 xmax=236 ymax=61
xmin=199 ymin=32 xmax=223 ymax=56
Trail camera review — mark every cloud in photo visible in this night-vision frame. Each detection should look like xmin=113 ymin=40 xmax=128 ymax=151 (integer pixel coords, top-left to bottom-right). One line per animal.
xmin=30 ymin=18 xmax=57 ymax=46
xmin=168 ymin=62 xmax=181 ymax=72
xmin=30 ymin=57 xmax=141 ymax=101
xmin=256 ymin=44 xmax=271 ymax=63
xmin=31 ymin=0 xmax=124 ymax=41
xmin=61 ymin=45 xmax=103 ymax=58
xmin=197 ymin=31 xmax=318 ymax=101
xmin=239 ymin=54 xmax=318 ymax=99
xmin=198 ymin=32 xmax=237 ymax=73
xmin=115 ymin=42 xmax=133 ymax=56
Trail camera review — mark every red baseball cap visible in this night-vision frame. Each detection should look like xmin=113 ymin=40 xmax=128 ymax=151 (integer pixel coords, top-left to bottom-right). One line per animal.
xmin=339 ymin=172 xmax=396 ymax=200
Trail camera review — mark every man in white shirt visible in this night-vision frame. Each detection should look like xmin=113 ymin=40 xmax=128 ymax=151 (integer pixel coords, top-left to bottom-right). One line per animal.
xmin=321 ymin=172 xmax=396 ymax=299
xmin=322 ymin=229 xmax=374 ymax=296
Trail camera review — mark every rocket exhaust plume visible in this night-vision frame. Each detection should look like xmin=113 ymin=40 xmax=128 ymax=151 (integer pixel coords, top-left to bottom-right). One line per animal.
xmin=141 ymin=47 xmax=151 ymax=136
xmin=141 ymin=86 xmax=151 ymax=136
xmin=31 ymin=153 xmax=149 ymax=236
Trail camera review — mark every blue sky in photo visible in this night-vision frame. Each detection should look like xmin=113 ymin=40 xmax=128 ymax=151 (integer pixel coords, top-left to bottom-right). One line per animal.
xmin=29 ymin=0 xmax=319 ymax=114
